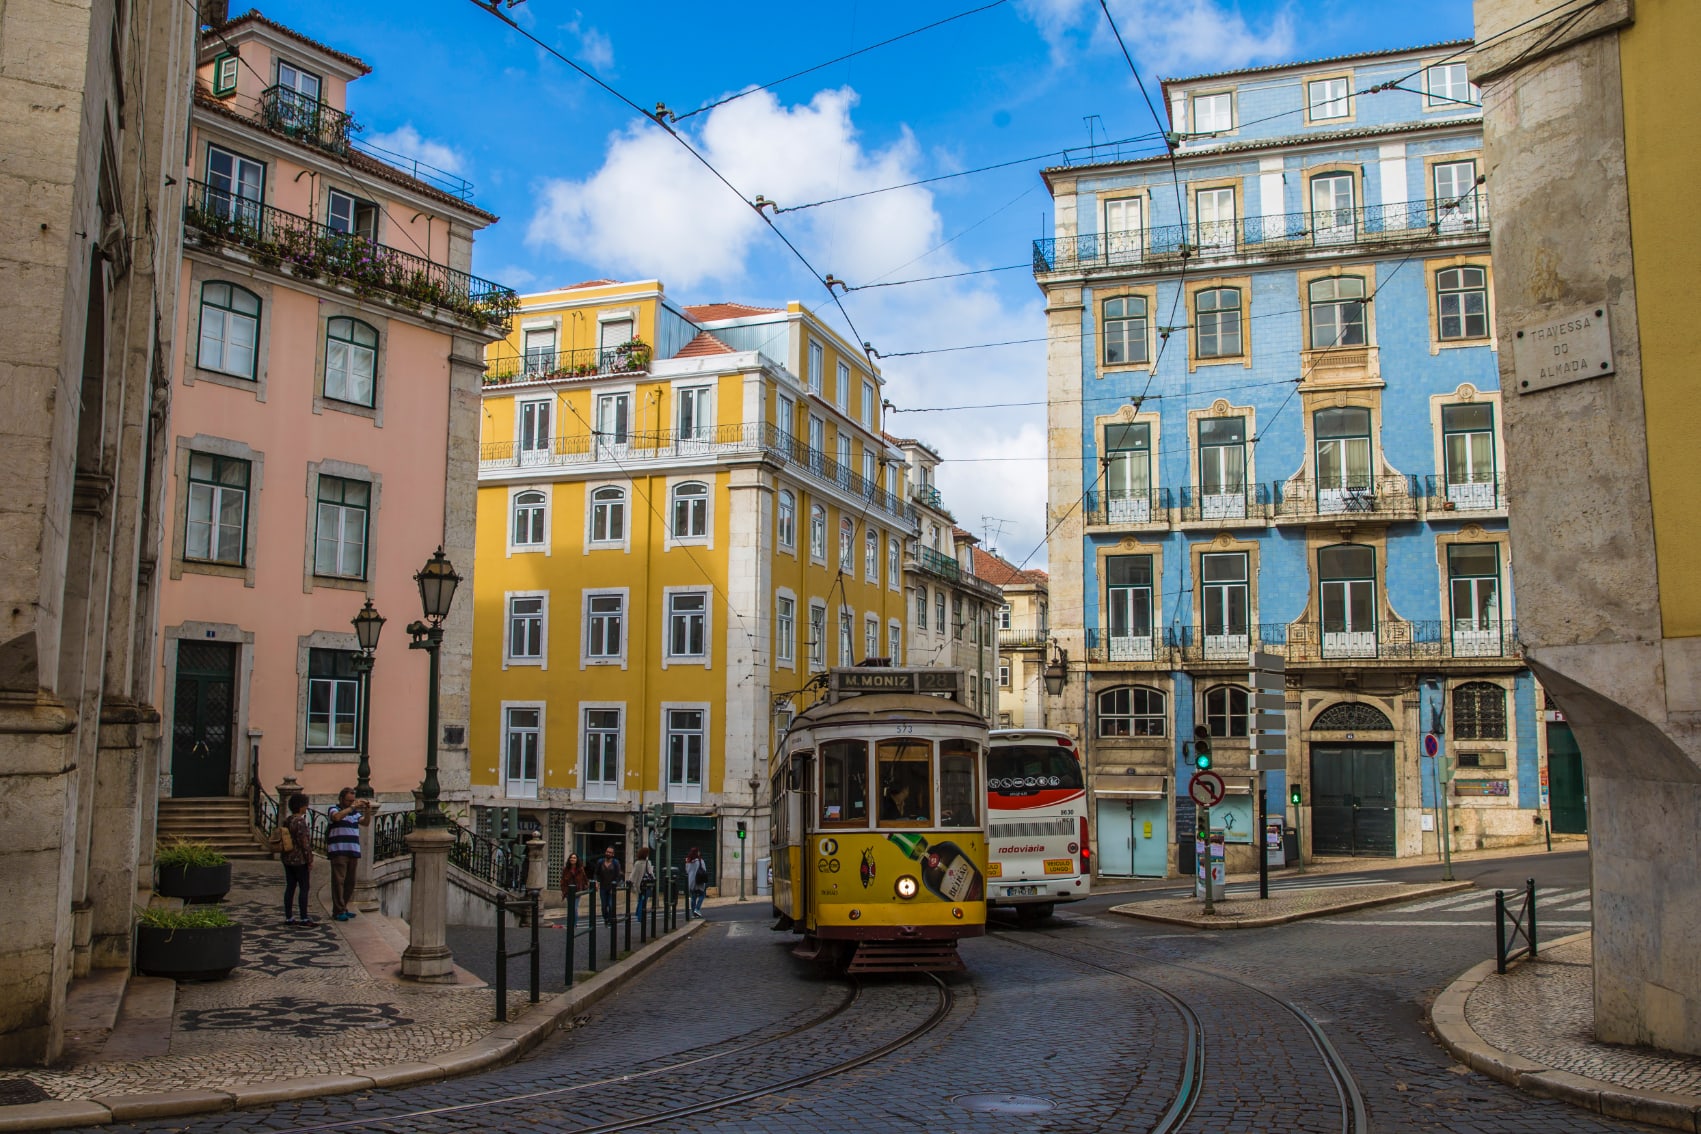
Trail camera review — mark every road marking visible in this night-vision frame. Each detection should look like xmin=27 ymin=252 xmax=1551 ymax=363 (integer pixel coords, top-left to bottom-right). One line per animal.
xmin=1346 ymin=918 xmax=1593 ymax=928
xmin=725 ymin=922 xmax=754 ymax=938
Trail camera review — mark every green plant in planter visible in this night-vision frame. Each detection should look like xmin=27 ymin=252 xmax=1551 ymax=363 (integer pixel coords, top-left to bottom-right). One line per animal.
xmin=155 ymin=837 xmax=228 ymax=869
xmin=137 ymin=905 xmax=235 ymax=930
xmin=155 ymin=837 xmax=232 ymax=904
xmin=135 ymin=905 xmax=242 ymax=980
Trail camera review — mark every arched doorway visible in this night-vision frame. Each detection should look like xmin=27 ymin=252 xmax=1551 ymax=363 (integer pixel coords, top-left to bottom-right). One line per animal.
xmin=1309 ymin=701 xmax=1396 ymax=856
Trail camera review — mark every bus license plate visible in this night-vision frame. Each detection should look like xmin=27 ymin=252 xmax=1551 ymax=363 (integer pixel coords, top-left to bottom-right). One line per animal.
xmin=1005 ymin=885 xmax=1038 ymax=897
xmin=1043 ymin=859 xmax=1075 ymax=875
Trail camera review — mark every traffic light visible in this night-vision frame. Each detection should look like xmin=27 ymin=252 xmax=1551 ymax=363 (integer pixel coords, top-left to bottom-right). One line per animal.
xmin=1290 ymin=787 xmax=1302 ymax=806
xmin=736 ymin=820 xmax=747 ymax=840
xmin=1192 ymin=725 xmax=1212 ymax=771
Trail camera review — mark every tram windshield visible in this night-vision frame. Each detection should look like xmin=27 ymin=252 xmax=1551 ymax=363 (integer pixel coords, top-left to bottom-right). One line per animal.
xmin=876 ymin=738 xmax=933 ymax=825
xmin=820 ymin=740 xmax=868 ymax=826
xmin=939 ymin=739 xmax=981 ymax=828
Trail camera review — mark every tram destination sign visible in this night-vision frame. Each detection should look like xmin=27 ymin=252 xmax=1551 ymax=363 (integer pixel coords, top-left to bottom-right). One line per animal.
xmin=831 ymin=667 xmax=963 ymax=697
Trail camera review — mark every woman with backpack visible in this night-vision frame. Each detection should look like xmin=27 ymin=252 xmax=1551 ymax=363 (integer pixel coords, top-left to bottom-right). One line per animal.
xmin=685 ymin=847 xmax=710 ymax=918
xmin=631 ymin=846 xmax=655 ymax=925
xmin=281 ymin=793 xmax=315 ymax=926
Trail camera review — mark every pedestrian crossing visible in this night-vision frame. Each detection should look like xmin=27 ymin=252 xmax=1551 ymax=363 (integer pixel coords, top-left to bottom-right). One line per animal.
xmin=1346 ymin=885 xmax=1593 ymax=928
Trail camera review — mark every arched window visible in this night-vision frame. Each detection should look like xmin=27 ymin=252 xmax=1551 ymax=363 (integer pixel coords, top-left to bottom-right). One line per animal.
xmin=1453 ymin=682 xmax=1507 ymax=740
xmin=1098 ymin=685 xmax=1167 ymax=738
xmin=512 ymin=490 xmax=546 ymax=547
xmin=590 ymin=486 xmax=626 ymax=543
xmin=1204 ymin=685 xmax=1250 ymax=738
xmin=1307 ymin=277 xmax=1366 ymax=349
xmin=1195 ymin=287 xmax=1242 ymax=358
xmin=777 ymin=490 xmax=796 ymax=549
xmin=671 ymin=481 xmax=708 ymax=538
xmin=839 ymin=518 xmax=854 ymax=570
xmin=324 ymin=317 xmax=378 ymax=405
xmin=197 ymin=281 xmax=261 ymax=379
xmin=1311 ymin=701 xmax=1393 ymax=731
xmin=809 ymin=505 xmax=826 ymax=560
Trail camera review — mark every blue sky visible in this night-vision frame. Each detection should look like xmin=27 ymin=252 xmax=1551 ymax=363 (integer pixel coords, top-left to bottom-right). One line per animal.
xmin=260 ymin=0 xmax=1477 ymax=566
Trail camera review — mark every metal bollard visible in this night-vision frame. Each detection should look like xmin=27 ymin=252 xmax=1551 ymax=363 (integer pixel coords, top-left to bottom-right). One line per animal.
xmin=1527 ymin=877 xmax=1538 ymax=960
xmin=624 ymin=882 xmax=633 ymax=954
xmin=565 ymin=884 xmax=577 ymax=988
xmin=587 ymin=883 xmax=598 ymax=973
xmin=608 ymin=888 xmax=618 ymax=958
xmin=530 ymin=895 xmax=540 ymax=1003
xmin=495 ymin=893 xmax=508 ymax=1022
xmin=1495 ymin=889 xmax=1507 ymax=973
xmin=639 ymin=880 xmax=648 ymax=946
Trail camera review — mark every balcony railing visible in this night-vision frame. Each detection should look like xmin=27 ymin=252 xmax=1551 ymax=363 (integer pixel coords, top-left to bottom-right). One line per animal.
xmin=1085 ymin=620 xmax=1522 ymax=667
xmin=1272 ymin=475 xmax=1422 ymax=523
xmin=914 ymin=545 xmax=963 ymax=583
xmin=184 ymin=180 xmax=518 ymax=332
xmin=1424 ymin=474 xmax=1508 ymax=513
xmin=912 ymin=483 xmax=947 ymax=512
xmin=1084 ymin=487 xmax=1172 ymax=527
xmin=484 ymin=343 xmax=653 ymax=385
xmin=999 ymin=626 xmax=1050 ymax=649
xmin=480 ymin=421 xmax=917 ymax=525
xmin=1033 ymin=197 xmax=1491 ymax=274
xmin=258 ymin=85 xmax=359 ymax=154
xmin=1177 ymin=483 xmax=1272 ymax=525
xmin=1085 ymin=627 xmax=1182 ymax=665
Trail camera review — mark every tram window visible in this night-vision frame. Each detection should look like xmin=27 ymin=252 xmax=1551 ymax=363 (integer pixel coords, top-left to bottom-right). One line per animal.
xmin=820 ymin=741 xmax=869 ymax=826
xmin=877 ymin=738 xmax=933 ymax=825
xmin=939 ymin=739 xmax=980 ymax=827
xmin=771 ymin=772 xmax=786 ymax=845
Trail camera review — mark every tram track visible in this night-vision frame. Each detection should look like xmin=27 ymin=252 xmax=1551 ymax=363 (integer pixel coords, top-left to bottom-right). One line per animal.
xmin=990 ymin=926 xmax=1367 ymax=1134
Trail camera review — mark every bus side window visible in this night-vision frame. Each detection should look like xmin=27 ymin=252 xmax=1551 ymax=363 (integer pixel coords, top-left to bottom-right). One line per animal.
xmin=940 ymin=739 xmax=980 ymax=827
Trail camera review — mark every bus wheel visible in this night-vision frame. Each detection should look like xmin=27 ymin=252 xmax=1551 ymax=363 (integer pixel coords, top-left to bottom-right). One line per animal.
xmin=1016 ymin=903 xmax=1055 ymax=927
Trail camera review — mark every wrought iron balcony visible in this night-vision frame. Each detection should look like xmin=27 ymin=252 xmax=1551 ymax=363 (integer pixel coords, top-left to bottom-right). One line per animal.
xmin=1176 ymin=483 xmax=1271 ymax=526
xmin=1424 ymin=474 xmax=1508 ymax=514
xmin=1084 ymin=626 xmax=1181 ymax=666
xmin=998 ymin=626 xmax=1050 ymax=649
xmin=913 ymin=544 xmax=962 ymax=583
xmin=911 ymin=482 xmax=947 ymax=512
xmin=1084 ymin=487 xmax=1172 ymax=528
xmin=183 ymin=180 xmax=518 ymax=332
xmin=478 ymin=421 xmax=917 ymax=525
xmin=1274 ymin=619 xmax=1520 ymax=663
xmin=484 ymin=343 xmax=653 ymax=385
xmin=1032 ymin=196 xmax=1491 ymax=275
xmin=259 ymin=85 xmax=359 ymax=154
xmin=1271 ymin=475 xmax=1422 ymax=524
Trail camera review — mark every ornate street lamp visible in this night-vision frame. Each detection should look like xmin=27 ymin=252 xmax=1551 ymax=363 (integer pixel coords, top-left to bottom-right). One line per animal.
xmin=350 ymin=598 xmax=385 ymax=799
xmin=408 ymin=547 xmax=461 ymax=828
xmin=1043 ymin=642 xmax=1069 ymax=697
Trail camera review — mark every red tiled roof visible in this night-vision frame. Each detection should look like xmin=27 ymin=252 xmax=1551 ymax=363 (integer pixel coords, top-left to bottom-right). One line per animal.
xmin=212 ymin=10 xmax=372 ymax=75
xmin=971 ymin=547 xmax=1048 ymax=587
xmin=951 ymin=526 xmax=978 ymax=543
xmin=674 ymin=331 xmax=736 ymax=358
xmin=564 ymin=279 xmax=618 ymax=290
xmin=684 ymin=302 xmax=783 ymax=321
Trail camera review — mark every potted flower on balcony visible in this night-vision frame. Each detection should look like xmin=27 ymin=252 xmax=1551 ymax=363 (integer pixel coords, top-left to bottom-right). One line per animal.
xmin=134 ymin=905 xmax=242 ymax=981
xmin=154 ymin=837 xmax=232 ymax=903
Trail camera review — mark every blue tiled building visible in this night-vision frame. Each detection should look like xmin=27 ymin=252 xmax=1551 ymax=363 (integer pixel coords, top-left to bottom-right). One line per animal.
xmin=1036 ymin=43 xmax=1567 ymax=878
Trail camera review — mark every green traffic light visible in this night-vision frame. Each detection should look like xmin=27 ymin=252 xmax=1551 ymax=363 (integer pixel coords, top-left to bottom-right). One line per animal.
xmin=1194 ymin=750 xmax=1212 ymax=771
xmin=1290 ymin=788 xmax=1302 ymax=805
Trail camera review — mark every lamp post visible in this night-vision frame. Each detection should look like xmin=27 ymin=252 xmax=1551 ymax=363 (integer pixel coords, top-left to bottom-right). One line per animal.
xmin=350 ymin=598 xmax=384 ymax=911
xmin=1043 ymin=642 xmax=1068 ymax=698
xmin=401 ymin=546 xmax=461 ymax=983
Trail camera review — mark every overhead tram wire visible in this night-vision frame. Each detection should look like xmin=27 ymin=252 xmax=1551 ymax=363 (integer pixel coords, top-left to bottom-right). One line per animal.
xmin=672 ymin=0 xmax=1013 ymax=122
xmin=841 ymin=263 xmax=1028 ymax=291
xmin=464 ymin=2 xmax=872 ymax=361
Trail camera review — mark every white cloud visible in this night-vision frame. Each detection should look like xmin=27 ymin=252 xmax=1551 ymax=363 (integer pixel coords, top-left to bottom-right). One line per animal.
xmin=1018 ymin=0 xmax=1294 ymax=78
xmin=363 ymin=124 xmax=467 ymax=176
xmin=562 ymin=13 xmax=613 ymax=72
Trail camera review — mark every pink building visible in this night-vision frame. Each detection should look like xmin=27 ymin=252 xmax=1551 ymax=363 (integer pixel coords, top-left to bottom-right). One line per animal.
xmin=157 ymin=12 xmax=511 ymax=825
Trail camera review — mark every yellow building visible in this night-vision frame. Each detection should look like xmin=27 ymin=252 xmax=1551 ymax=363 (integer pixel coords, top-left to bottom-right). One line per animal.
xmin=472 ymin=280 xmax=914 ymax=889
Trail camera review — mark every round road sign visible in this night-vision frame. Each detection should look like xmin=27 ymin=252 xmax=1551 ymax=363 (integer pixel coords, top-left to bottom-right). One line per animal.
xmin=1423 ymin=733 xmax=1440 ymax=758
xmin=1188 ymin=770 xmax=1226 ymax=808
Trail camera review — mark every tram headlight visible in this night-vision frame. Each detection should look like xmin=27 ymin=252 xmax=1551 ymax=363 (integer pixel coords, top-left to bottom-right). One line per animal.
xmin=895 ymin=875 xmax=920 ymax=899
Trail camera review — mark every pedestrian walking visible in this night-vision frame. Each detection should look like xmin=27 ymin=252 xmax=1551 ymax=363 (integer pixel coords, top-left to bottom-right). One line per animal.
xmin=686 ymin=847 xmax=710 ymax=917
xmin=631 ymin=846 xmax=654 ymax=925
xmin=281 ymin=793 xmax=315 ymax=926
xmin=560 ymin=851 xmax=590 ymax=925
xmin=593 ymin=844 xmax=624 ymax=924
xmin=325 ymin=787 xmax=379 ymax=922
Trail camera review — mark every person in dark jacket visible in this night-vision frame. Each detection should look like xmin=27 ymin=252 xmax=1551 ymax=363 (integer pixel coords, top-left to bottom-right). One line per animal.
xmin=593 ymin=845 xmax=624 ymax=923
xmin=685 ymin=847 xmax=710 ymax=917
xmin=560 ymin=852 xmax=589 ymax=899
xmin=282 ymin=793 xmax=315 ymax=926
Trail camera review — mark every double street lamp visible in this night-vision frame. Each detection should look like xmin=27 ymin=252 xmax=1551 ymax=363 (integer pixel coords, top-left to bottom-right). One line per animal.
xmin=407 ymin=546 xmax=461 ymax=828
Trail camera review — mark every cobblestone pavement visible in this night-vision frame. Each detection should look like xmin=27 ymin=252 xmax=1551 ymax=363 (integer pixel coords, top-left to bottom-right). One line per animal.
xmin=1469 ymin=936 xmax=1701 ymax=1097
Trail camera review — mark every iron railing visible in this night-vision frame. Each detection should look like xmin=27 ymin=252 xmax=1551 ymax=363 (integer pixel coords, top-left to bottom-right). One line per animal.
xmin=448 ymin=823 xmax=531 ymax=895
xmin=1084 ymin=626 xmax=1180 ymax=665
xmin=372 ymin=808 xmax=417 ymax=863
xmin=1177 ymin=483 xmax=1272 ymax=524
xmin=998 ymin=626 xmax=1050 ymax=649
xmin=1424 ymin=474 xmax=1508 ymax=513
xmin=913 ymin=544 xmax=963 ymax=583
xmin=479 ymin=421 xmax=917 ymax=525
xmin=1089 ymin=620 xmax=1522 ymax=667
xmin=1271 ymin=475 xmax=1422 ymax=522
xmin=911 ymin=483 xmax=947 ymax=512
xmin=1084 ymin=487 xmax=1172 ymax=527
xmin=1033 ymin=196 xmax=1491 ymax=274
xmin=258 ymin=85 xmax=359 ymax=153
xmin=484 ymin=343 xmax=652 ymax=384
xmin=183 ymin=180 xmax=518 ymax=332
xmin=1495 ymin=877 xmax=1538 ymax=973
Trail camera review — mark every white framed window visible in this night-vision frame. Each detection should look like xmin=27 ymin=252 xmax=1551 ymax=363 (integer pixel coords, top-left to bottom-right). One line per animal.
xmin=1195 ymin=288 xmax=1243 ymax=358
xmin=511 ymin=489 xmax=547 ymax=551
xmin=888 ymin=536 xmax=901 ymax=588
xmin=1437 ymin=267 xmax=1490 ymax=341
xmin=999 ymin=662 xmax=1011 ymax=687
xmin=502 ymin=703 xmax=543 ymax=800
xmin=1310 ymin=171 xmax=1356 ymax=245
xmin=1098 ymin=685 xmax=1167 ymax=738
xmin=1192 ymin=91 xmax=1233 ymax=133
xmin=839 ymin=517 xmax=854 ymax=571
xmin=677 ymin=385 xmax=713 ymax=441
xmin=999 ymin=603 xmax=1012 ymax=630
xmin=1319 ymin=543 xmax=1377 ymax=658
xmin=777 ymin=393 xmax=796 ymax=440
xmin=584 ymin=590 xmax=626 ymax=664
xmin=838 ymin=609 xmax=853 ymax=666
xmin=506 ymin=593 xmax=547 ymax=666
xmin=865 ymin=616 xmax=879 ymax=662
xmin=808 ymin=414 xmax=825 ymax=461
xmin=1104 ymin=296 xmax=1150 ymax=364
xmin=203 ymin=145 xmax=263 ymax=225
xmin=595 ymin=391 xmax=631 ymax=446
xmin=518 ymin=398 xmax=553 ymax=464
xmin=888 ymin=621 xmax=901 ymax=665
xmin=1307 ymin=76 xmax=1350 ymax=120
xmin=664 ymin=705 xmax=708 ymax=804
xmin=670 ymin=480 xmax=709 ymax=540
xmin=1104 ymin=196 xmax=1144 ymax=263
xmin=313 ymin=475 xmax=369 ymax=579
xmin=598 ymin=316 xmax=634 ymax=358
xmin=935 ymin=592 xmax=946 ymax=636
xmin=665 ymin=588 xmax=710 ymax=664
xmin=324 ymin=317 xmax=377 ymax=405
xmin=588 ymin=485 xmax=627 ymax=546
xmin=197 ymin=281 xmax=260 ymax=379
xmin=916 ymin=586 xmax=928 ymax=630
xmin=211 ymin=52 xmax=238 ymax=97
xmin=835 ymin=360 xmax=850 ymax=411
xmin=1433 ymin=159 xmax=1481 ymax=230
xmin=326 ymin=189 xmax=377 ymax=240
xmin=305 ymin=649 xmax=359 ymax=750
xmin=777 ymin=489 xmax=796 ymax=550
xmin=1202 ymin=552 xmax=1250 ymax=659
xmin=185 ymin=451 xmax=250 ymax=565
xmin=863 ymin=450 xmax=877 ymax=494
xmin=809 ymin=504 xmax=827 ymax=562
xmin=862 ymin=380 xmax=875 ymax=427
xmin=1195 ymin=187 xmax=1237 ymax=251
xmin=808 ymin=601 xmax=827 ymax=669
xmin=776 ymin=593 xmax=796 ymax=667
xmin=865 ymin=528 xmax=879 ymax=581
xmin=808 ymin=340 xmax=823 ymax=394
xmin=522 ymin=327 xmax=556 ymax=376
xmin=836 ymin=434 xmax=853 ymax=488
xmin=1308 ymin=276 xmax=1368 ymax=349
xmin=583 ymin=705 xmax=620 ymax=801
xmin=1425 ymin=62 xmax=1477 ymax=109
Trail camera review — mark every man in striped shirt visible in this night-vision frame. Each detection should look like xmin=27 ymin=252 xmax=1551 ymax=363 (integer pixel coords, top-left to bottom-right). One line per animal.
xmin=326 ymin=787 xmax=379 ymax=922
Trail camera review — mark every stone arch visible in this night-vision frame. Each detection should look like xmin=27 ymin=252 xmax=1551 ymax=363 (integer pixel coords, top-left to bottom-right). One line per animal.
xmin=1311 ymin=701 xmax=1393 ymax=731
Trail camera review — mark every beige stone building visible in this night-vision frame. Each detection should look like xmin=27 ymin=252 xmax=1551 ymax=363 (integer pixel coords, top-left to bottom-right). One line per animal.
xmin=972 ymin=551 xmax=1050 ymax=729
xmin=0 ymin=0 xmax=197 ymax=1065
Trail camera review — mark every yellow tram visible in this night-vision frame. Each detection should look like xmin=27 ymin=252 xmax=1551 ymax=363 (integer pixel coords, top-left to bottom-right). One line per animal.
xmin=770 ymin=666 xmax=989 ymax=973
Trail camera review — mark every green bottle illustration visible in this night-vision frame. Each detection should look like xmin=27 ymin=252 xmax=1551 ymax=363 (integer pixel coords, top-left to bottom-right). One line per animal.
xmin=888 ymin=832 xmax=984 ymax=902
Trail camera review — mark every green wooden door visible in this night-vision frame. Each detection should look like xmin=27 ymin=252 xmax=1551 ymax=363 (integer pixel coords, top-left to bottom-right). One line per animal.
xmin=1547 ymin=724 xmax=1588 ymax=834
xmin=169 ymin=642 xmax=236 ymax=797
xmin=1309 ymin=744 xmax=1397 ymax=856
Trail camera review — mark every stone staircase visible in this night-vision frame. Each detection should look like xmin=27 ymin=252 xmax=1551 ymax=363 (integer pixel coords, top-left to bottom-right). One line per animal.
xmin=156 ymin=797 xmax=269 ymax=860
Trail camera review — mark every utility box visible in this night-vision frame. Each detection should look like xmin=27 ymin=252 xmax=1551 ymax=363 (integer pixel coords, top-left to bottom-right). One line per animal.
xmin=756 ymin=857 xmax=772 ymax=896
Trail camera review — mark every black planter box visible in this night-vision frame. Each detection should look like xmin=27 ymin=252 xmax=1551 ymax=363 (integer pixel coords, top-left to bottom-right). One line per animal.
xmin=135 ymin=924 xmax=242 ymax=980
xmin=155 ymin=862 xmax=232 ymax=903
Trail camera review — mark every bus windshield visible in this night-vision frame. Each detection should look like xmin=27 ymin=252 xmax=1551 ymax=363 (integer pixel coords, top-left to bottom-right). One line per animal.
xmin=988 ymin=744 xmax=1084 ymax=794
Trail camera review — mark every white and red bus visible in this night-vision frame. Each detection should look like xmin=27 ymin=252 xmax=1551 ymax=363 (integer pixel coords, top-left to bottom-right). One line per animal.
xmin=986 ymin=729 xmax=1090 ymax=923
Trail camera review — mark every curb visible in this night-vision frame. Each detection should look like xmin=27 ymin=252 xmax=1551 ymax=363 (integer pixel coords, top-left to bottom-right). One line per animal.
xmin=1429 ymin=931 xmax=1701 ymax=1133
xmin=0 ymin=918 xmax=707 ymax=1132
xmin=1107 ymin=880 xmax=1475 ymax=930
